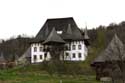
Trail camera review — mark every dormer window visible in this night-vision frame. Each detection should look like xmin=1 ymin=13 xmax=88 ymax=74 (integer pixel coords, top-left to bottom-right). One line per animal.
xmin=57 ymin=31 xmax=63 ymax=34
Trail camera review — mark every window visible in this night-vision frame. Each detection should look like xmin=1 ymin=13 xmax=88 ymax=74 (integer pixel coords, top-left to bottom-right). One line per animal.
xmin=44 ymin=53 xmax=47 ymax=58
xmin=40 ymin=55 xmax=42 ymax=59
xmin=69 ymin=46 xmax=71 ymax=50
xmin=72 ymin=45 xmax=76 ymax=50
xmin=78 ymin=45 xmax=82 ymax=50
xmin=68 ymin=45 xmax=71 ymax=51
xmin=72 ymin=53 xmax=76 ymax=58
xmin=34 ymin=47 xmax=37 ymax=52
xmin=40 ymin=47 xmax=43 ymax=51
xmin=57 ymin=31 xmax=63 ymax=34
xmin=82 ymin=41 xmax=84 ymax=44
xmin=78 ymin=53 xmax=82 ymax=58
xmin=66 ymin=53 xmax=69 ymax=57
xmin=65 ymin=46 xmax=68 ymax=50
xmin=34 ymin=55 xmax=37 ymax=61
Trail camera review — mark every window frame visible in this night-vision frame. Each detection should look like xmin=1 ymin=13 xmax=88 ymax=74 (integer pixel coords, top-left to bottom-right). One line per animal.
xmin=78 ymin=45 xmax=82 ymax=50
xmin=40 ymin=55 xmax=42 ymax=59
xmin=39 ymin=47 xmax=43 ymax=52
xmin=65 ymin=53 xmax=69 ymax=57
xmin=72 ymin=53 xmax=76 ymax=58
xmin=34 ymin=55 xmax=37 ymax=61
xmin=78 ymin=53 xmax=82 ymax=58
xmin=72 ymin=45 xmax=76 ymax=50
xmin=34 ymin=47 xmax=37 ymax=52
xmin=44 ymin=53 xmax=47 ymax=58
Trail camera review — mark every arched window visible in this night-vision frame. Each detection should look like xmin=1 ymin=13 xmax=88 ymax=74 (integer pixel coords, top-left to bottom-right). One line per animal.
xmin=78 ymin=45 xmax=82 ymax=50
xmin=34 ymin=47 xmax=37 ymax=52
xmin=34 ymin=55 xmax=37 ymax=61
xmin=40 ymin=47 xmax=43 ymax=51
xmin=78 ymin=53 xmax=82 ymax=58
xmin=40 ymin=55 xmax=42 ymax=59
xmin=44 ymin=53 xmax=47 ymax=58
xmin=72 ymin=53 xmax=76 ymax=58
xmin=72 ymin=45 xmax=76 ymax=50
xmin=66 ymin=53 xmax=69 ymax=57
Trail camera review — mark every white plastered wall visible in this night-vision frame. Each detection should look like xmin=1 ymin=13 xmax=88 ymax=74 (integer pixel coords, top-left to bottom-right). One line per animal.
xmin=31 ymin=41 xmax=88 ymax=63
xmin=31 ymin=43 xmax=51 ymax=63
xmin=64 ymin=41 xmax=87 ymax=61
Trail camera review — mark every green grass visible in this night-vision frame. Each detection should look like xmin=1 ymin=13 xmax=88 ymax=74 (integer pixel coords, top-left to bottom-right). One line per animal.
xmin=0 ymin=72 xmax=100 ymax=83
xmin=0 ymin=65 xmax=100 ymax=83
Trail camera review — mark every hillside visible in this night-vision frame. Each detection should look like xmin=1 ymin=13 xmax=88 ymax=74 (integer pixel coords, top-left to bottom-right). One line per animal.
xmin=0 ymin=36 xmax=32 ymax=61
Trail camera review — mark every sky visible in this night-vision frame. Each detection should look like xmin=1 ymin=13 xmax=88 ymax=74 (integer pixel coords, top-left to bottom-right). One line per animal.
xmin=0 ymin=0 xmax=125 ymax=39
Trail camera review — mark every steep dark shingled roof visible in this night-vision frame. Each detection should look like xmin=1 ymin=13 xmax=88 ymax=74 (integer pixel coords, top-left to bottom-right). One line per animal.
xmin=61 ymin=23 xmax=74 ymax=40
xmin=92 ymin=34 xmax=125 ymax=64
xmin=33 ymin=17 xmax=84 ymax=42
xmin=67 ymin=24 xmax=72 ymax=35
xmin=42 ymin=27 xmax=65 ymax=45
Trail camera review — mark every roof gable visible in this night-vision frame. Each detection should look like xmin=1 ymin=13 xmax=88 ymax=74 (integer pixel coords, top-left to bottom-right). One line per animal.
xmin=42 ymin=27 xmax=65 ymax=45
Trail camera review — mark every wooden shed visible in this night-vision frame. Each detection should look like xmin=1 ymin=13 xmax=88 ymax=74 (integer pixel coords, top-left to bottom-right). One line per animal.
xmin=91 ymin=34 xmax=125 ymax=81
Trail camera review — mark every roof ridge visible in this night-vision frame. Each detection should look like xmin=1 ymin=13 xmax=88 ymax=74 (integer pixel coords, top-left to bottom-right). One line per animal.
xmin=47 ymin=17 xmax=73 ymax=21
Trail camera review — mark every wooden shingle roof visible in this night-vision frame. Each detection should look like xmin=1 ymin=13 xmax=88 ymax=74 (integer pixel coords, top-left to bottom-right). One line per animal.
xmin=92 ymin=34 xmax=125 ymax=64
xmin=32 ymin=17 xmax=85 ymax=43
xmin=42 ymin=27 xmax=65 ymax=45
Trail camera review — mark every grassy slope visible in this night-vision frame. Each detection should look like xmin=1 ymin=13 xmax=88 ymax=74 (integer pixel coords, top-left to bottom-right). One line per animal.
xmin=0 ymin=65 xmax=100 ymax=83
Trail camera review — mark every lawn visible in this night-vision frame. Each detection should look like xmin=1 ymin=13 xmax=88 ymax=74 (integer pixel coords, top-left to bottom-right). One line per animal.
xmin=0 ymin=64 xmax=101 ymax=83
xmin=0 ymin=71 xmax=100 ymax=83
